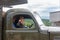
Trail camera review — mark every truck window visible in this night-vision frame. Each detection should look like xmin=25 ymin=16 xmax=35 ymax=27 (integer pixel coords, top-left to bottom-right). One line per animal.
xmin=12 ymin=14 xmax=35 ymax=29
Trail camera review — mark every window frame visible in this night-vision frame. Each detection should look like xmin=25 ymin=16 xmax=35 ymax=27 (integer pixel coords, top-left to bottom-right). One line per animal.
xmin=6 ymin=12 xmax=39 ymax=32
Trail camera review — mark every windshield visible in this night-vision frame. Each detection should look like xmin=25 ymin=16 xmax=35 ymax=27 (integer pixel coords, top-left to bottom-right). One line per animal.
xmin=40 ymin=15 xmax=51 ymax=26
xmin=34 ymin=12 xmax=51 ymax=26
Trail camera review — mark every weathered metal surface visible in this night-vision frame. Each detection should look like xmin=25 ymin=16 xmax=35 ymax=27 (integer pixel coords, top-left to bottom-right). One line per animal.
xmin=6 ymin=32 xmax=40 ymax=40
xmin=40 ymin=33 xmax=49 ymax=40
xmin=5 ymin=32 xmax=49 ymax=40
xmin=50 ymin=33 xmax=60 ymax=40
xmin=0 ymin=6 xmax=2 ymax=40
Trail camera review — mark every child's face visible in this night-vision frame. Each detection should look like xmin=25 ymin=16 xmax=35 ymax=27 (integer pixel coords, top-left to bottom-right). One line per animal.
xmin=19 ymin=18 xmax=24 ymax=24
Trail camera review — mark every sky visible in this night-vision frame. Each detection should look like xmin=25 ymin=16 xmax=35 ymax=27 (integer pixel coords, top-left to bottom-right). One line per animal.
xmin=28 ymin=0 xmax=60 ymax=19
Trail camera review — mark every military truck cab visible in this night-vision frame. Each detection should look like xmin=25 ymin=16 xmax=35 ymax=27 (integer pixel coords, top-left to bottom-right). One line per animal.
xmin=3 ymin=8 xmax=60 ymax=40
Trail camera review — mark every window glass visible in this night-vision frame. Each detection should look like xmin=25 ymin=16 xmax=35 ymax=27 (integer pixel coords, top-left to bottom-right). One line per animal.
xmin=34 ymin=12 xmax=52 ymax=26
xmin=12 ymin=14 xmax=35 ymax=29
